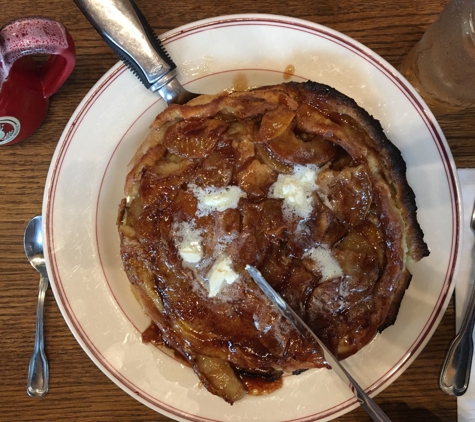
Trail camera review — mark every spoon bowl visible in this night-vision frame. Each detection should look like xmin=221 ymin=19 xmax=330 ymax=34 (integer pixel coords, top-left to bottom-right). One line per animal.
xmin=24 ymin=215 xmax=49 ymax=398
xmin=25 ymin=216 xmax=46 ymax=271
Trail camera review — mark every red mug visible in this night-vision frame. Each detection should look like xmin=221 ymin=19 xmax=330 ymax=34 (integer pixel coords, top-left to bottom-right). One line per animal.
xmin=0 ymin=17 xmax=76 ymax=146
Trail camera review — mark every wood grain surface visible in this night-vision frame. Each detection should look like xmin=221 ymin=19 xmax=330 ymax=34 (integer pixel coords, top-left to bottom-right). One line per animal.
xmin=0 ymin=0 xmax=471 ymax=421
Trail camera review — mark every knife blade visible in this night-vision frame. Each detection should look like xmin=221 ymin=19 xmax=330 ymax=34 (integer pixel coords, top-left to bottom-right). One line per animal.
xmin=74 ymin=0 xmax=198 ymax=105
xmin=245 ymin=265 xmax=391 ymax=422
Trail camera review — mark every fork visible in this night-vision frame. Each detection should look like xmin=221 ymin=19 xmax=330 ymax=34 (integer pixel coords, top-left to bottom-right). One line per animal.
xmin=440 ymin=199 xmax=475 ymax=396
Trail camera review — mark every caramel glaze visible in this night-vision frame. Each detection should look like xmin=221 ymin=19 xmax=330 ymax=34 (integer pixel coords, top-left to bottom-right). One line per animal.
xmin=240 ymin=375 xmax=284 ymax=396
xmin=119 ymin=81 xmax=429 ymax=403
xmin=142 ymin=320 xmax=285 ymax=396
xmin=283 ymin=64 xmax=295 ymax=80
xmin=141 ymin=321 xmax=164 ymax=347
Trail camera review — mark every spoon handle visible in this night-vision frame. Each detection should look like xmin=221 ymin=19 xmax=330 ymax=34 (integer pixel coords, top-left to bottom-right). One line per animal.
xmin=439 ymin=277 xmax=475 ymax=396
xmin=27 ymin=274 xmax=49 ymax=398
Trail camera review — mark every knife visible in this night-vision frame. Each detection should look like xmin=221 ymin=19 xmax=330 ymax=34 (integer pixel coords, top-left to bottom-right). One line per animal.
xmin=74 ymin=0 xmax=198 ymax=105
xmin=245 ymin=265 xmax=392 ymax=422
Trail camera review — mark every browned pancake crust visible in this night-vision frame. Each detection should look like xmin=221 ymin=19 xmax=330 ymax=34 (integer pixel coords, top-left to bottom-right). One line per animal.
xmin=118 ymin=81 xmax=429 ymax=403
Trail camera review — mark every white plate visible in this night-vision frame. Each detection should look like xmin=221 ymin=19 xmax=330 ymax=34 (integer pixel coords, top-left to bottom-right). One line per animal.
xmin=43 ymin=14 xmax=461 ymax=422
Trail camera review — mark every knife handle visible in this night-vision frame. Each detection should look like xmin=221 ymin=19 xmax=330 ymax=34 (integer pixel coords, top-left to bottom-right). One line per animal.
xmin=74 ymin=0 xmax=176 ymax=90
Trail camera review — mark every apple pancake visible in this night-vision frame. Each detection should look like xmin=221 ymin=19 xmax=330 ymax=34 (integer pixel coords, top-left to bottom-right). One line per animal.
xmin=117 ymin=81 xmax=429 ymax=403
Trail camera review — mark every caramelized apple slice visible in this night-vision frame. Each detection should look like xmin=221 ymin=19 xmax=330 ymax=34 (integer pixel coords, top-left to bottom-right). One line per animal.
xmin=192 ymin=144 xmax=235 ymax=187
xmin=296 ymin=103 xmax=334 ymax=129
xmin=317 ymin=164 xmax=373 ymax=227
xmin=268 ymin=129 xmax=337 ymax=166
xmin=164 ymin=118 xmax=229 ymax=158
xmin=195 ymin=355 xmax=246 ymax=404
xmin=151 ymin=155 xmax=194 ymax=178
xmin=255 ymin=144 xmax=293 ymax=174
xmin=237 ymin=159 xmax=277 ymax=199
xmin=256 ymin=106 xmax=296 ymax=143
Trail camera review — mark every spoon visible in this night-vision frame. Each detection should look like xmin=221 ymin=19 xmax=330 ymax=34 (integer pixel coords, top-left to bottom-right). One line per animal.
xmin=24 ymin=215 xmax=49 ymax=398
xmin=440 ymin=199 xmax=475 ymax=396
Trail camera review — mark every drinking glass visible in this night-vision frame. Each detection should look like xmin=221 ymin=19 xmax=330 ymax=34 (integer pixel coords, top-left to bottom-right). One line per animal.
xmin=400 ymin=0 xmax=475 ymax=114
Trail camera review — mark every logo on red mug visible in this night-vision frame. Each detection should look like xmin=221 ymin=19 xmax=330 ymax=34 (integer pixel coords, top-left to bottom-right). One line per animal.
xmin=0 ymin=117 xmax=21 ymax=145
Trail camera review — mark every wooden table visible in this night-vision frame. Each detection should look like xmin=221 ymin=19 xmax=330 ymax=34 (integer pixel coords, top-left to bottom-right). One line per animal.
xmin=1 ymin=0 xmax=472 ymax=420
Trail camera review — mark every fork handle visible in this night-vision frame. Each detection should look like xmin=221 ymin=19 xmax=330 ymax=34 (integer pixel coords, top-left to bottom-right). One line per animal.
xmin=27 ymin=275 xmax=49 ymax=397
xmin=74 ymin=0 xmax=176 ymax=90
xmin=439 ymin=280 xmax=475 ymax=396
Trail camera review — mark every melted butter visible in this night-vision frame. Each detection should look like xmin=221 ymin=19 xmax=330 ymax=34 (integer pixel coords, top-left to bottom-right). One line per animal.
xmin=191 ymin=184 xmax=246 ymax=216
xmin=173 ymin=221 xmax=203 ymax=264
xmin=269 ymin=164 xmax=320 ymax=220
xmin=304 ymin=246 xmax=343 ymax=280
xmin=206 ymin=255 xmax=239 ymax=297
